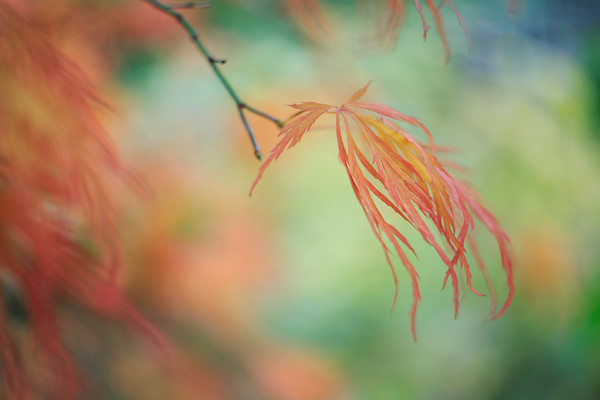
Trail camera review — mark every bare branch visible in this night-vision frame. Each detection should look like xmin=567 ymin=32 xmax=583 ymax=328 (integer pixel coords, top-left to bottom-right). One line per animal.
xmin=141 ymin=0 xmax=283 ymax=160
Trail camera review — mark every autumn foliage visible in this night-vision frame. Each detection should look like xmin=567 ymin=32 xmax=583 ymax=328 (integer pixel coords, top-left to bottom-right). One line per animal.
xmin=0 ymin=3 xmax=168 ymax=398
xmin=287 ymin=0 xmax=468 ymax=61
xmin=251 ymin=84 xmax=514 ymax=339
xmin=0 ymin=0 xmax=516 ymax=398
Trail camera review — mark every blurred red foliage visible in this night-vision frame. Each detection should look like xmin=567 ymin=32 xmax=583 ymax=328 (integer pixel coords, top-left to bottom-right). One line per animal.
xmin=0 ymin=2 xmax=172 ymax=398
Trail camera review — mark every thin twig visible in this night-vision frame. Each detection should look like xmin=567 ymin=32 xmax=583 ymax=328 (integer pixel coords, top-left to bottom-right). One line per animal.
xmin=165 ymin=2 xmax=212 ymax=9
xmin=142 ymin=0 xmax=284 ymax=160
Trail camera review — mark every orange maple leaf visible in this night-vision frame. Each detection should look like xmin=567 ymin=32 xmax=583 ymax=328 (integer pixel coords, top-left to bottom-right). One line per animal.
xmin=251 ymin=84 xmax=514 ymax=339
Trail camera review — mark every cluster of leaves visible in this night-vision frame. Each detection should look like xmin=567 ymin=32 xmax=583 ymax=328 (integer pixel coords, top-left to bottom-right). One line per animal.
xmin=287 ymin=0 xmax=468 ymax=61
xmin=0 ymin=0 xmax=515 ymax=398
xmin=251 ymin=85 xmax=514 ymax=338
xmin=0 ymin=3 xmax=170 ymax=398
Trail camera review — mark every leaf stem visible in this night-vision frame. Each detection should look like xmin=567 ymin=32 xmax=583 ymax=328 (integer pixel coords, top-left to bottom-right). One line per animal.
xmin=141 ymin=0 xmax=284 ymax=159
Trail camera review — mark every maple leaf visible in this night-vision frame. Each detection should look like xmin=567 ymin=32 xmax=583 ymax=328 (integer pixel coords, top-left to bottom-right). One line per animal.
xmin=251 ymin=84 xmax=514 ymax=339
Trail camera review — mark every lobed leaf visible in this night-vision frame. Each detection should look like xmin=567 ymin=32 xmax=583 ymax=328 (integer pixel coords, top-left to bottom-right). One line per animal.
xmin=252 ymin=85 xmax=514 ymax=339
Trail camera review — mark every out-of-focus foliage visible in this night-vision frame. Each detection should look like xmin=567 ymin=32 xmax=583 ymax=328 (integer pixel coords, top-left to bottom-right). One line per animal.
xmin=0 ymin=3 xmax=176 ymax=399
xmin=284 ymin=0 xmax=468 ymax=61
xmin=2 ymin=0 xmax=600 ymax=399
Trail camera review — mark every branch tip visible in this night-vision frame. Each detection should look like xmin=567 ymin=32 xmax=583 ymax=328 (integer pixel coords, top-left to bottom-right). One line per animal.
xmin=143 ymin=0 xmax=282 ymax=160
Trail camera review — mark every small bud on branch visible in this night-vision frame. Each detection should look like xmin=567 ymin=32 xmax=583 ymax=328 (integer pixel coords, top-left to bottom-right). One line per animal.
xmin=165 ymin=1 xmax=212 ymax=10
